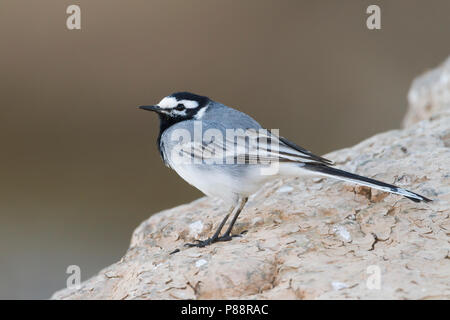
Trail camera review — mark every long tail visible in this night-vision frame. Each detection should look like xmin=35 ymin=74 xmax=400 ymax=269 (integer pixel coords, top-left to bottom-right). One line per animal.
xmin=303 ymin=164 xmax=431 ymax=203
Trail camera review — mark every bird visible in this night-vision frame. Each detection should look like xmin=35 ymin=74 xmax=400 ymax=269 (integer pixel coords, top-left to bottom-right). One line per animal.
xmin=139 ymin=92 xmax=431 ymax=248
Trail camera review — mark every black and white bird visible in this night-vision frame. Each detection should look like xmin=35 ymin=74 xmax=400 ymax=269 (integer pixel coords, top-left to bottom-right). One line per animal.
xmin=139 ymin=92 xmax=431 ymax=247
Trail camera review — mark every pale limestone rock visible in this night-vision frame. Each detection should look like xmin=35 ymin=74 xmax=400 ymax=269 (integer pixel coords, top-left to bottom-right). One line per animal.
xmin=404 ymin=56 xmax=450 ymax=127
xmin=52 ymin=58 xmax=450 ymax=300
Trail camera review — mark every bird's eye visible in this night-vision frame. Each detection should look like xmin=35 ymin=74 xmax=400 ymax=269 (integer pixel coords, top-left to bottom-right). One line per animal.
xmin=175 ymin=104 xmax=185 ymax=111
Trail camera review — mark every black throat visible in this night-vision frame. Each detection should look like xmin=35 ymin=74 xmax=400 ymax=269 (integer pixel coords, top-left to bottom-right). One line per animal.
xmin=156 ymin=113 xmax=179 ymax=162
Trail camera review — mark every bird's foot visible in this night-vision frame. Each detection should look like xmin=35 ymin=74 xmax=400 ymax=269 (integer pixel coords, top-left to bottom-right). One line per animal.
xmin=184 ymin=230 xmax=247 ymax=248
xmin=184 ymin=237 xmax=215 ymax=248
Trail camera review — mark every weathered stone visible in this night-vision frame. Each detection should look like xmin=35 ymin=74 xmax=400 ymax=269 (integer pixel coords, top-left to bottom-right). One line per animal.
xmin=404 ymin=56 xmax=450 ymax=128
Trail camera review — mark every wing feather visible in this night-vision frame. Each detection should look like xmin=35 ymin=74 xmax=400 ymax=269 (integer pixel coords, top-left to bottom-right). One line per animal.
xmin=173 ymin=124 xmax=332 ymax=166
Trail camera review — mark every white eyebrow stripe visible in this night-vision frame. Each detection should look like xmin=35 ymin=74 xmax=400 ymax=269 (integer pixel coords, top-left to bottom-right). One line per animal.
xmin=178 ymin=99 xmax=199 ymax=109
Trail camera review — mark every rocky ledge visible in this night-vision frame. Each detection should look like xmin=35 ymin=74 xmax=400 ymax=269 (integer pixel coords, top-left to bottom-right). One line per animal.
xmin=52 ymin=58 xmax=450 ymax=300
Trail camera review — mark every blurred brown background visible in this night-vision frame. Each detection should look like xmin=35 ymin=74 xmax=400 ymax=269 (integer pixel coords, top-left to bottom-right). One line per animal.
xmin=0 ymin=0 xmax=449 ymax=299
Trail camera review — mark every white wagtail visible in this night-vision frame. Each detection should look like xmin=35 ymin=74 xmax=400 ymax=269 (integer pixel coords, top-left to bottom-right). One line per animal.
xmin=139 ymin=92 xmax=431 ymax=247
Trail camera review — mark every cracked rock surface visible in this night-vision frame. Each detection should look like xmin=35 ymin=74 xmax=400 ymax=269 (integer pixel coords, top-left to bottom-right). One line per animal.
xmin=52 ymin=59 xmax=450 ymax=300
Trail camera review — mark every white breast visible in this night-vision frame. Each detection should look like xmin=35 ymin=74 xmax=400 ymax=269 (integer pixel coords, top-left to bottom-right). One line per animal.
xmin=169 ymin=162 xmax=239 ymax=204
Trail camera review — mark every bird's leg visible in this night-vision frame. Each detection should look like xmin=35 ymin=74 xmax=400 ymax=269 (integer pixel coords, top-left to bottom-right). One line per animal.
xmin=217 ymin=197 xmax=248 ymax=242
xmin=184 ymin=197 xmax=248 ymax=248
xmin=184 ymin=208 xmax=232 ymax=248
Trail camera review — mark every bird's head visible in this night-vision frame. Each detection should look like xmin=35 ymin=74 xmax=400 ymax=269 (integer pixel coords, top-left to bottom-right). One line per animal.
xmin=139 ymin=92 xmax=210 ymax=123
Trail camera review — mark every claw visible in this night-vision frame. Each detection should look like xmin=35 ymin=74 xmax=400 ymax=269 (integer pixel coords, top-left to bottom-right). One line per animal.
xmin=184 ymin=238 xmax=212 ymax=248
xmin=184 ymin=231 xmax=247 ymax=248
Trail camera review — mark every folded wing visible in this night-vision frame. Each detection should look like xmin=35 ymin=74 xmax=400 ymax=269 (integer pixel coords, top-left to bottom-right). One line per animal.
xmin=174 ymin=124 xmax=333 ymax=166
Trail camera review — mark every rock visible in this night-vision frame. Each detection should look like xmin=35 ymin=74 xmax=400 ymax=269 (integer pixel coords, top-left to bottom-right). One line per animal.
xmin=52 ymin=59 xmax=450 ymax=300
xmin=404 ymin=56 xmax=450 ymax=127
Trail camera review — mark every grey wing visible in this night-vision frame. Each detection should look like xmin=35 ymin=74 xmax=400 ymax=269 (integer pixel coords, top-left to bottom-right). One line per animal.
xmin=240 ymin=131 xmax=334 ymax=165
xmin=168 ymin=120 xmax=333 ymax=166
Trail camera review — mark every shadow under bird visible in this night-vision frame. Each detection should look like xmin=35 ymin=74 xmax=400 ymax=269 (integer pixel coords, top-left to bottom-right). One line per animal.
xmin=139 ymin=92 xmax=431 ymax=248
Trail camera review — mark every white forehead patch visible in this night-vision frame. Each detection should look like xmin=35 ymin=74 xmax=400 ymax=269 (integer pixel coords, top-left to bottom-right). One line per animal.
xmin=158 ymin=97 xmax=178 ymax=109
xmin=158 ymin=97 xmax=199 ymax=109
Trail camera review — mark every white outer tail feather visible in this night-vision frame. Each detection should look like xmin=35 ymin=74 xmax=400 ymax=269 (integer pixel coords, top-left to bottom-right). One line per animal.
xmin=299 ymin=164 xmax=431 ymax=203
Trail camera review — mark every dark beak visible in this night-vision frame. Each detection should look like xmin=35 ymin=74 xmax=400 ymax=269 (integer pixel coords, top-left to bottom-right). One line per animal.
xmin=138 ymin=105 xmax=162 ymax=113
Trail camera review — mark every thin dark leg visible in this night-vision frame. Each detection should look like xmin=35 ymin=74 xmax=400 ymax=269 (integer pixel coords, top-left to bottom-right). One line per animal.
xmin=184 ymin=210 xmax=231 ymax=248
xmin=210 ymin=213 xmax=231 ymax=240
xmin=218 ymin=197 xmax=248 ymax=241
xmin=184 ymin=197 xmax=248 ymax=248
